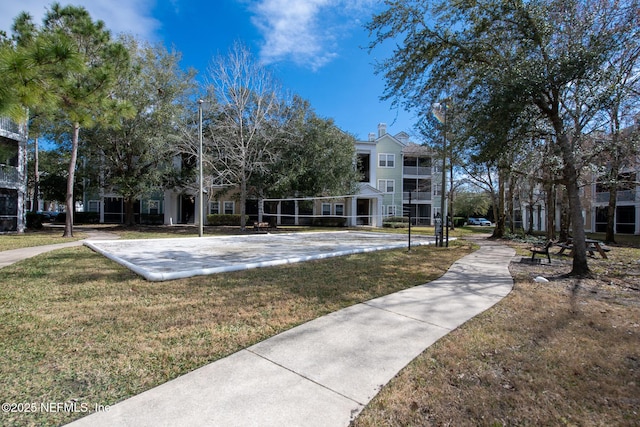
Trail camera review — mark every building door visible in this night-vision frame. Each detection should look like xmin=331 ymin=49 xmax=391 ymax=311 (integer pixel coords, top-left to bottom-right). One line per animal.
xmin=181 ymin=195 xmax=195 ymax=224
xmin=0 ymin=189 xmax=18 ymax=231
xmin=104 ymin=197 xmax=123 ymax=223
xmin=357 ymin=199 xmax=370 ymax=225
xmin=616 ymin=205 xmax=635 ymax=234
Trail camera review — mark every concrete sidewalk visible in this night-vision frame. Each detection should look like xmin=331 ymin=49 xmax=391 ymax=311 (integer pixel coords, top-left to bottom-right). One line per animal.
xmin=67 ymin=239 xmax=515 ymax=427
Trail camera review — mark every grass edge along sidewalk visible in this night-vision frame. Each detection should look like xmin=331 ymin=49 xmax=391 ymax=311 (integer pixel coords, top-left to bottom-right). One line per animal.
xmin=1 ymin=239 xmax=474 ymax=427
xmin=353 ymin=240 xmax=640 ymax=426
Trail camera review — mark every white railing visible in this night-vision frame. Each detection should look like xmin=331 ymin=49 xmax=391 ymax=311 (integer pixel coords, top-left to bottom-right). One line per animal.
xmin=617 ymin=190 xmax=636 ymax=202
xmin=595 ymin=190 xmax=636 ymax=203
xmin=0 ymin=117 xmax=26 ymax=137
xmin=403 ymin=191 xmax=431 ymax=201
xmin=403 ymin=166 xmax=431 ymax=176
xmin=0 ymin=164 xmax=20 ymax=186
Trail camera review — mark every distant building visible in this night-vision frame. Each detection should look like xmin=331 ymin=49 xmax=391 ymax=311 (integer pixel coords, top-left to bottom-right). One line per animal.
xmin=365 ymin=123 xmax=438 ymax=226
xmin=0 ymin=117 xmax=28 ymax=232
xmin=81 ymin=122 xmax=439 ymax=229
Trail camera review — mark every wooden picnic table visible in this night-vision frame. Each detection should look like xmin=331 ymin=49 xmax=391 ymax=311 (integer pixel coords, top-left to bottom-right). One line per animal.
xmin=556 ymin=238 xmax=610 ymax=259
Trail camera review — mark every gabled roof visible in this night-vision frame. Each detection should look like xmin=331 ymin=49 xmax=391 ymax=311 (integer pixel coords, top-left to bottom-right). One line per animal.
xmin=402 ymin=143 xmax=434 ymax=156
xmin=356 ymin=183 xmax=384 ymax=198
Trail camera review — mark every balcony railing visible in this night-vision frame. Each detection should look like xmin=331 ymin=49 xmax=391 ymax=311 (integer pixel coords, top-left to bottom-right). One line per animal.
xmin=0 ymin=164 xmax=20 ymax=186
xmin=595 ymin=190 xmax=636 ymax=203
xmin=0 ymin=117 xmax=26 ymax=139
xmin=403 ymin=191 xmax=431 ymax=201
xmin=403 ymin=166 xmax=431 ymax=176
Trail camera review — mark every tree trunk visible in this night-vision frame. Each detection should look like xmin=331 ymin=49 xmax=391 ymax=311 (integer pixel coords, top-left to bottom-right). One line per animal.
xmin=527 ymin=202 xmax=534 ymax=235
xmin=557 ymin=133 xmax=589 ymax=276
xmin=559 ymin=188 xmax=571 ymax=242
xmin=33 ymin=137 xmax=39 ymax=213
xmin=605 ymin=181 xmax=617 ymax=243
xmin=545 ymin=180 xmax=556 ymax=240
xmin=492 ymin=169 xmax=506 ymax=238
xmin=124 ymin=197 xmax=136 ymax=226
xmin=63 ymin=123 xmax=80 ymax=237
xmin=240 ymin=177 xmax=247 ymax=231
xmin=507 ymin=172 xmax=515 ymax=234
xmin=258 ymin=197 xmax=264 ymax=223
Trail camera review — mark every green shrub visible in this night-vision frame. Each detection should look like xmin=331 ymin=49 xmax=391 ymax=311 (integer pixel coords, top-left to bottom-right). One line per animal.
xmin=384 ymin=216 xmax=408 ymax=224
xmin=383 ymin=222 xmax=408 ymax=229
xmin=206 ymin=214 xmax=248 ymax=226
xmin=26 ymin=212 xmax=44 ymax=230
xmin=311 ymin=216 xmax=347 ymax=227
xmin=140 ymin=214 xmax=163 ymax=225
xmin=55 ymin=212 xmax=100 ymax=224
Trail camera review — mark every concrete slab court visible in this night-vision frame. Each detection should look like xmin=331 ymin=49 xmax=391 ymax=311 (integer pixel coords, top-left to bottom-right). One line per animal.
xmin=84 ymin=231 xmax=438 ymax=281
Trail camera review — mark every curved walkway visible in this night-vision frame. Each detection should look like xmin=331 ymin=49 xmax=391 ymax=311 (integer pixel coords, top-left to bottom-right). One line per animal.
xmin=65 ymin=239 xmax=515 ymax=427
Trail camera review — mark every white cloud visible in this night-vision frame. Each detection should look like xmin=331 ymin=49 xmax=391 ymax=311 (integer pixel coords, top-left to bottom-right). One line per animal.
xmin=249 ymin=0 xmax=376 ymax=71
xmin=0 ymin=0 xmax=160 ymax=41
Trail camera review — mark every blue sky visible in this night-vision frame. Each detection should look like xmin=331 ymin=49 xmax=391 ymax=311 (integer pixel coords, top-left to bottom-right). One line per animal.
xmin=1 ymin=0 xmax=419 ymax=141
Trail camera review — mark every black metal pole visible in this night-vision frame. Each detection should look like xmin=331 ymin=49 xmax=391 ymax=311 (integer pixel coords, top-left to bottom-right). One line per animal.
xmin=408 ymin=191 xmax=412 ymax=252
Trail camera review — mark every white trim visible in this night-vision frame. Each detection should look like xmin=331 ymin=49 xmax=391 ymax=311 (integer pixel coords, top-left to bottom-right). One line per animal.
xmin=148 ymin=199 xmax=160 ymax=215
xmin=209 ymin=200 xmax=220 ymax=215
xmin=377 ymin=179 xmax=395 ymax=193
xmin=378 ymin=153 xmax=396 ymax=168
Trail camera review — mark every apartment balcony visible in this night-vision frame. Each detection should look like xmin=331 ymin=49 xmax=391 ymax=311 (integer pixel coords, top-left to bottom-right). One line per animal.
xmin=403 ymin=191 xmax=431 ymax=201
xmin=0 ymin=117 xmax=27 ymax=141
xmin=403 ymin=166 xmax=431 ymax=176
xmin=0 ymin=164 xmax=20 ymax=188
xmin=595 ymin=190 xmax=636 ymax=203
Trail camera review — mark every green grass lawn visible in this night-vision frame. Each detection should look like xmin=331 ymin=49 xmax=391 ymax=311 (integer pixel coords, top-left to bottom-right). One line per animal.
xmin=0 ymin=237 xmax=475 ymax=426
xmin=0 ymin=228 xmax=85 ymax=251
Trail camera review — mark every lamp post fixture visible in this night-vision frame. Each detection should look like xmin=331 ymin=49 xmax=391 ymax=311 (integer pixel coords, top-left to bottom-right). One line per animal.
xmin=432 ymin=101 xmax=448 ymax=247
xmin=198 ymin=99 xmax=204 ymax=238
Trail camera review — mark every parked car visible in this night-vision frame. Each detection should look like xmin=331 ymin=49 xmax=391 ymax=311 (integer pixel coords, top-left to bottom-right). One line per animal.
xmin=468 ymin=217 xmax=492 ymax=226
xmin=37 ymin=211 xmax=59 ymax=222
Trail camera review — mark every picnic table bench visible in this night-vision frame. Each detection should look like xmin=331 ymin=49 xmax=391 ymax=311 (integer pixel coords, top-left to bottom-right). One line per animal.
xmin=253 ymin=221 xmax=273 ymax=232
xmin=556 ymin=238 xmax=610 ymax=259
xmin=529 ymin=240 xmax=554 ymax=263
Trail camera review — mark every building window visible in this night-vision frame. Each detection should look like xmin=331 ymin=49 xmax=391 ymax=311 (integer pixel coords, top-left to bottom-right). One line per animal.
xmin=88 ymin=200 xmax=100 ymax=212
xmin=223 ymin=201 xmax=234 ymax=214
xmin=210 ymin=201 xmax=220 ymax=215
xmin=335 ymin=203 xmax=344 ymax=216
xmin=378 ymin=153 xmax=395 ymax=168
xmin=387 ymin=205 xmax=397 ymax=216
xmin=148 ymin=200 xmax=159 ymax=215
xmin=378 ymin=179 xmax=395 ymax=193
xmin=322 ymin=203 xmax=331 ymax=216
xmin=357 ymin=153 xmax=370 ymax=182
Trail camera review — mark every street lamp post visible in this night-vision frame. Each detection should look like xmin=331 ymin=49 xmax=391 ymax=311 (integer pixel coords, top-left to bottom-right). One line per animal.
xmin=198 ymin=99 xmax=204 ymax=238
xmin=432 ymin=101 xmax=448 ymax=247
xmin=441 ymin=104 xmax=447 ymax=247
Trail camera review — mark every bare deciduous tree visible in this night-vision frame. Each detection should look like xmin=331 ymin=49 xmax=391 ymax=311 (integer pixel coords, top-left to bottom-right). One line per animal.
xmin=204 ymin=42 xmax=287 ymax=230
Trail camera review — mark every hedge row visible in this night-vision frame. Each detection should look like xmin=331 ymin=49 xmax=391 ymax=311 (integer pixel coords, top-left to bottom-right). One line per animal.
xmin=55 ymin=212 xmax=100 ymax=224
xmin=206 ymin=214 xmax=249 ymax=226
xmin=311 ymin=216 xmax=347 ymax=227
